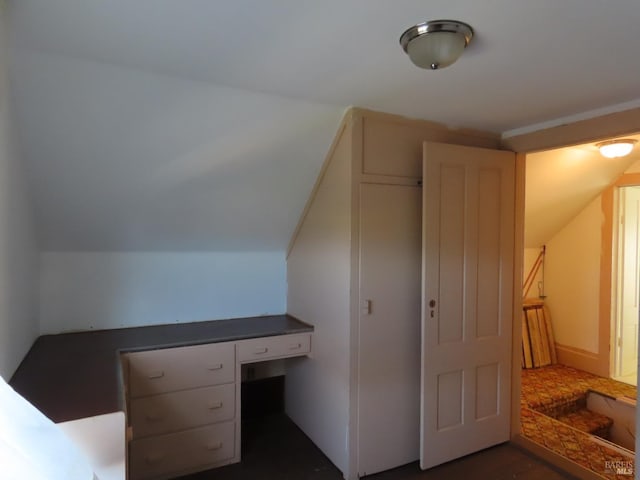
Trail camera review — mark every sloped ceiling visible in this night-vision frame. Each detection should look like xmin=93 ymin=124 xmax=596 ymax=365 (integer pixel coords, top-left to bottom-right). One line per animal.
xmin=7 ymin=1 xmax=640 ymax=251
xmin=525 ymin=135 xmax=640 ymax=248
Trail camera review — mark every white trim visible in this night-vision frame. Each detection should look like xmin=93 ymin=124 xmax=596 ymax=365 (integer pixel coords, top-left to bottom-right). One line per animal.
xmin=502 ymin=99 xmax=640 ymax=139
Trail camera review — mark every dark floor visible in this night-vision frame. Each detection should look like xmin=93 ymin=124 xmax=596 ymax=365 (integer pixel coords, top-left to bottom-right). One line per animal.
xmin=177 ymin=413 xmax=576 ymax=480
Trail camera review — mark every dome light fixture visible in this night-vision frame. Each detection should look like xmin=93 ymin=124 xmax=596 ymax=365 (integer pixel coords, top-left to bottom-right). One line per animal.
xmin=596 ymin=139 xmax=637 ymax=158
xmin=399 ymin=19 xmax=474 ymax=70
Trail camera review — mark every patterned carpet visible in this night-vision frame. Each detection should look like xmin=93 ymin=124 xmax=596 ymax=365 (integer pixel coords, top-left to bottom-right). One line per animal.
xmin=521 ymin=364 xmax=636 ymax=479
xmin=522 ymin=364 xmax=637 ymax=411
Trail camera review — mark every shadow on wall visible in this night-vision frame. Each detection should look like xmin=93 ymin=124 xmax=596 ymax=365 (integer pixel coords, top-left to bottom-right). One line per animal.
xmin=38 ymin=251 xmax=286 ymax=334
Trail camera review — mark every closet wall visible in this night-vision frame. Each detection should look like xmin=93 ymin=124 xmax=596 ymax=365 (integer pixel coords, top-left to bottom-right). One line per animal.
xmin=285 ymin=108 xmax=500 ymax=479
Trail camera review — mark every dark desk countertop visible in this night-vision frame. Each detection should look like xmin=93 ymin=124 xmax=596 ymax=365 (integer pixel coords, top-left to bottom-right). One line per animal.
xmin=9 ymin=315 xmax=313 ymax=423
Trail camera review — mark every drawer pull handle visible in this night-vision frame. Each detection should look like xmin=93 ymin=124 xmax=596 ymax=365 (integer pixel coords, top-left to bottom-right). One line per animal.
xmin=208 ymin=401 xmax=223 ymax=410
xmin=289 ymin=343 xmax=302 ymax=350
xmin=207 ymin=363 xmax=223 ymax=371
xmin=147 ymin=371 xmax=165 ymax=379
xmin=145 ymin=453 xmax=165 ymax=464
xmin=254 ymin=347 xmax=268 ymax=354
xmin=206 ymin=441 xmax=223 ymax=451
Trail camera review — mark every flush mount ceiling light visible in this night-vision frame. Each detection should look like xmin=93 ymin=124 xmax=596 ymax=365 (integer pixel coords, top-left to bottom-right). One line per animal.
xmin=596 ymin=139 xmax=638 ymax=158
xmin=399 ymin=19 xmax=474 ymax=70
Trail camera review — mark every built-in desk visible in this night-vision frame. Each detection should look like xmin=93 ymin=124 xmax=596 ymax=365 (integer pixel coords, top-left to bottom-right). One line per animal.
xmin=10 ymin=315 xmax=313 ymax=480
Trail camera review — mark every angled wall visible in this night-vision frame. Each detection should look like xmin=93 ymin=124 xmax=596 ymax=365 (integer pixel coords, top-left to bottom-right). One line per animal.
xmin=545 ymin=197 xmax=602 ymax=355
xmin=0 ymin=10 xmax=37 ymax=379
xmin=8 ymin=49 xmax=344 ymax=334
xmin=285 ymin=116 xmax=353 ymax=474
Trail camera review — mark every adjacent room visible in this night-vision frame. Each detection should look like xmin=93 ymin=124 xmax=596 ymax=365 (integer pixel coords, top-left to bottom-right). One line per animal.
xmin=521 ymin=136 xmax=640 ymax=476
xmin=2 ymin=2 xmax=640 ymax=480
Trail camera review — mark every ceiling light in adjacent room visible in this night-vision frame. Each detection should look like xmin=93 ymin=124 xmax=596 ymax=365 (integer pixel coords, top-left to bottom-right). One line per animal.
xmin=596 ymin=139 xmax=637 ymax=158
xmin=399 ymin=20 xmax=474 ymax=70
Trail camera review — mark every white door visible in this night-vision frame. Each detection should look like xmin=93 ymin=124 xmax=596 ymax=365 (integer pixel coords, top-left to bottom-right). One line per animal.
xmin=421 ymin=142 xmax=515 ymax=469
xmin=358 ymin=182 xmax=422 ymax=477
xmin=615 ymin=186 xmax=640 ymax=380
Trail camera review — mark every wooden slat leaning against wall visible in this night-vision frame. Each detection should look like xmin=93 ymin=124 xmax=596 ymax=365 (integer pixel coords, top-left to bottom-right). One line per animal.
xmin=522 ymin=300 xmax=557 ymax=369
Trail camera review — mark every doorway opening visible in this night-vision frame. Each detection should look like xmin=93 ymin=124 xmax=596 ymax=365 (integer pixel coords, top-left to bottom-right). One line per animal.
xmin=519 ymin=133 xmax=640 ymax=475
xmin=612 ymin=185 xmax=640 ymax=386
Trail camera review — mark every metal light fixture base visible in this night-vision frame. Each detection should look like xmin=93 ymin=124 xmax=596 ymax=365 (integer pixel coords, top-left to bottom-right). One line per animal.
xmin=400 ymin=20 xmax=474 ymax=70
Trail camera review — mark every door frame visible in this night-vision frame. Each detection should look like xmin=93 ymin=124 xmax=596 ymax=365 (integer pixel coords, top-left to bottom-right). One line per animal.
xmin=612 ymin=184 xmax=640 ymax=381
xmin=502 ymin=107 xmax=640 ymax=469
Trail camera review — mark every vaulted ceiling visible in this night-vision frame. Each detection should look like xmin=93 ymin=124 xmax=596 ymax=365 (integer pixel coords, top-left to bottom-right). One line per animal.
xmin=525 ymin=135 xmax=640 ymax=248
xmin=8 ymin=1 xmax=640 ymax=251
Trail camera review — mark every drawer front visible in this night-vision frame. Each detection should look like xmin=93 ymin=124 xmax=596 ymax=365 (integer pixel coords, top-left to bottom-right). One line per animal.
xmin=237 ymin=333 xmax=311 ymax=363
xmin=130 ymin=383 xmax=236 ymax=438
xmin=129 ymin=421 xmax=235 ymax=480
xmin=127 ymin=342 xmax=235 ymax=397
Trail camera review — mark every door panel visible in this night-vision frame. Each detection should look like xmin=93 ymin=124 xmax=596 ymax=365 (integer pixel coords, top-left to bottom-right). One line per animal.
xmin=421 ymin=142 xmax=515 ymax=470
xmin=476 ymin=363 xmax=500 ymax=419
xmin=438 ymin=166 xmax=466 ymax=344
xmin=357 ymin=183 xmax=422 ymax=477
xmin=436 ymin=370 xmax=463 ymax=430
xmin=616 ymin=186 xmax=640 ymax=378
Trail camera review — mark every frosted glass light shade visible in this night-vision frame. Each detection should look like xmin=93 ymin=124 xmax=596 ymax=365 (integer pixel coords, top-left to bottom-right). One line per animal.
xmin=400 ymin=20 xmax=474 ymax=70
xmin=406 ymin=31 xmax=466 ymax=69
xmin=597 ymin=139 xmax=637 ymax=158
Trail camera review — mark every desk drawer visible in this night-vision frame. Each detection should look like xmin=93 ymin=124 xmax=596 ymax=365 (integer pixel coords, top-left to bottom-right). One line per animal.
xmin=127 ymin=343 xmax=235 ymax=397
xmin=129 ymin=421 xmax=235 ymax=480
xmin=237 ymin=333 xmax=311 ymax=363
xmin=130 ymin=383 xmax=235 ymax=438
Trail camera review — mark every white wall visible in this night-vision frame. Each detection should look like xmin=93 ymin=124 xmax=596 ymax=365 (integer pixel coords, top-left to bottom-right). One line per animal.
xmin=545 ymin=196 xmax=601 ymax=353
xmin=285 ymin=124 xmax=352 ymax=475
xmin=10 ymin=50 xmax=344 ymax=252
xmin=7 ymin=48 xmax=344 ymax=336
xmin=5 ymin=43 xmax=347 ymax=336
xmin=39 ymin=252 xmax=285 ymax=333
xmin=0 ymin=10 xmax=38 ymax=379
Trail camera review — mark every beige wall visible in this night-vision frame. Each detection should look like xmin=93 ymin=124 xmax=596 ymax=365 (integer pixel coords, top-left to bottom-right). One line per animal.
xmin=545 ymin=197 xmax=602 ymax=354
xmin=624 ymin=158 xmax=640 ymax=174
xmin=285 ymin=120 xmax=353 ymax=474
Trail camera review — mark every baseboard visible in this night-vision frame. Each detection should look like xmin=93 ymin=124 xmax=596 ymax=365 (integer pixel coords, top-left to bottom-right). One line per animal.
xmin=555 ymin=343 xmax=608 ymax=377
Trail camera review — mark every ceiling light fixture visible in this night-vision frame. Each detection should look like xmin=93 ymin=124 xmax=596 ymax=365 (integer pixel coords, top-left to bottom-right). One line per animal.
xmin=399 ymin=19 xmax=474 ymax=70
xmin=596 ymin=139 xmax=637 ymax=158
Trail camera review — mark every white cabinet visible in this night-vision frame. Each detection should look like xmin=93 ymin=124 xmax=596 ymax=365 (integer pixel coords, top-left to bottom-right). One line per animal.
xmin=237 ymin=333 xmax=311 ymax=363
xmin=286 ymin=108 xmax=503 ymax=479
xmin=129 ymin=422 xmax=236 ymax=479
xmin=125 ymin=342 xmax=238 ymax=480
xmin=129 ymin=383 xmax=236 ymax=438
xmin=127 ymin=342 xmax=235 ymax=397
xmin=356 ymin=183 xmax=422 ymax=476
xmin=122 ymin=332 xmax=312 ymax=480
